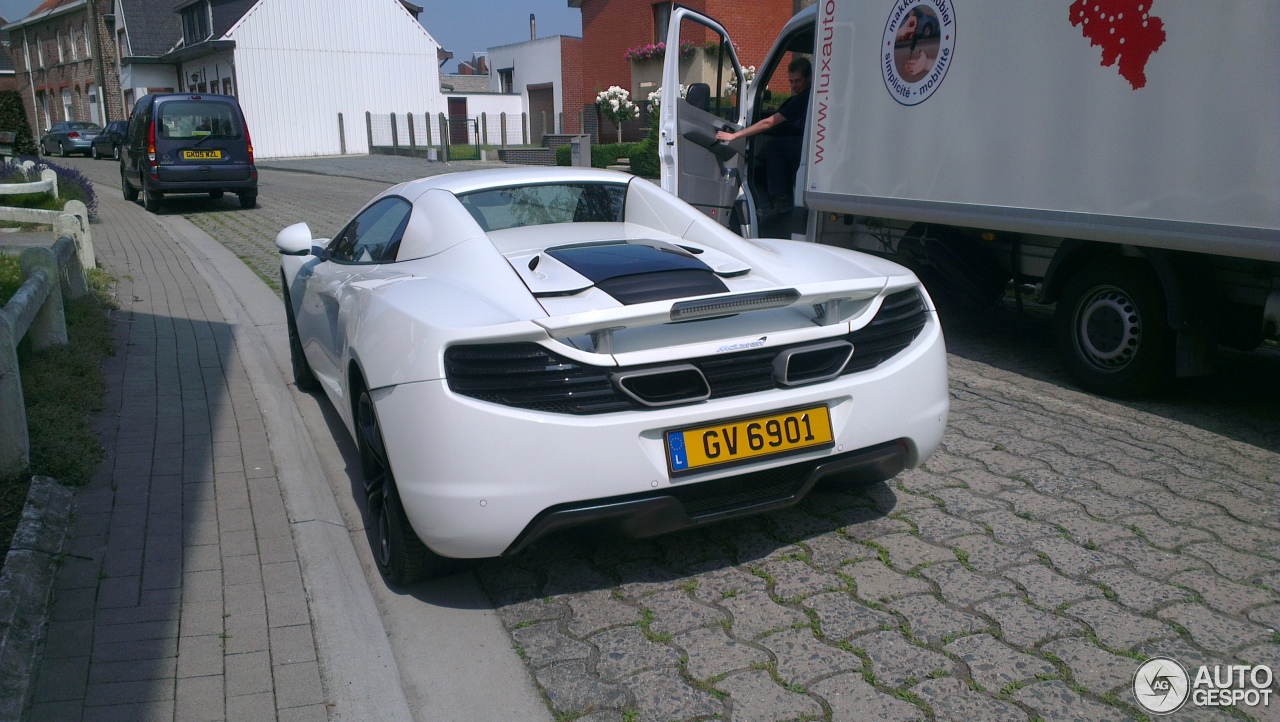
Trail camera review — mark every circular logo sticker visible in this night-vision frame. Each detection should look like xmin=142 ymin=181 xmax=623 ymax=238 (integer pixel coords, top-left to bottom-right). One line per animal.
xmin=1133 ymin=657 xmax=1190 ymax=715
xmin=882 ymin=0 xmax=956 ymax=106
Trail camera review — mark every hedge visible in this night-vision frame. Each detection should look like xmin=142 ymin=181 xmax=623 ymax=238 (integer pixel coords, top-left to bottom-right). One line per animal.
xmin=555 ymin=142 xmax=645 ymax=169
xmin=0 ymin=91 xmax=37 ymax=155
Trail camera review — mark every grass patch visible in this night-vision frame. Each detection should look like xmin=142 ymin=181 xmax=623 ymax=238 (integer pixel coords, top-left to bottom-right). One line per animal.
xmin=1 ymin=269 xmax=116 ymax=557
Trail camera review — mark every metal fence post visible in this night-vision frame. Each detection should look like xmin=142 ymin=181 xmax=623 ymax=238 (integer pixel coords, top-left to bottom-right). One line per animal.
xmin=338 ymin=112 xmax=347 ymax=155
xmin=407 ymin=112 xmax=416 ymax=148
xmin=500 ymin=113 xmax=508 ymax=147
xmin=365 ymin=111 xmax=373 ymax=154
xmin=0 ymin=312 xmax=27 ymax=476
xmin=390 ymin=112 xmax=399 ymax=149
xmin=439 ymin=113 xmax=450 ymax=161
xmin=522 ymin=113 xmax=528 ymax=145
xmin=558 ymin=112 xmax=564 ymax=134
xmin=480 ymin=112 xmax=488 ymax=146
xmin=19 ymin=247 xmax=66 ymax=349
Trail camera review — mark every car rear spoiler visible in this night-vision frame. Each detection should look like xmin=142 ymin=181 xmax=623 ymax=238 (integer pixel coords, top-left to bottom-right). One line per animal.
xmin=532 ymin=278 xmax=898 ymax=353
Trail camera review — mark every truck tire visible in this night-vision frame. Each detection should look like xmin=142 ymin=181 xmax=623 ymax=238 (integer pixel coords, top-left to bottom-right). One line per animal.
xmin=1054 ymin=260 xmax=1171 ymax=397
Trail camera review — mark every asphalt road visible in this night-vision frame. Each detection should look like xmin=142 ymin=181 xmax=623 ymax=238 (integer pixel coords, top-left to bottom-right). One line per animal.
xmin=57 ymin=151 xmax=1280 ymax=721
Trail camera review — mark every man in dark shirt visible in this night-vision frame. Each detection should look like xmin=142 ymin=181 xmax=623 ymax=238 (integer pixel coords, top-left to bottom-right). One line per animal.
xmin=715 ymin=57 xmax=812 ymax=217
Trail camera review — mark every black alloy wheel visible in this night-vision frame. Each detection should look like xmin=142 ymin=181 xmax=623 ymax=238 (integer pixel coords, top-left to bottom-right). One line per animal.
xmin=356 ymin=390 xmax=439 ymax=585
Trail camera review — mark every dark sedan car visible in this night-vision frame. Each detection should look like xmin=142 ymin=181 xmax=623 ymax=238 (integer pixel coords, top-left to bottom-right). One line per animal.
xmin=90 ymin=120 xmax=128 ymax=160
xmin=39 ymin=121 xmax=102 ymax=157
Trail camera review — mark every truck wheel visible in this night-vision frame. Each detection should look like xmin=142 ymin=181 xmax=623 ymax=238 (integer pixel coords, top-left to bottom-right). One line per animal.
xmin=1054 ymin=260 xmax=1171 ymax=397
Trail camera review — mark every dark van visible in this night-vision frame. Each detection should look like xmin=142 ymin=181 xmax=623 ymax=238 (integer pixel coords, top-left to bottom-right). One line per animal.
xmin=120 ymin=93 xmax=258 ymax=212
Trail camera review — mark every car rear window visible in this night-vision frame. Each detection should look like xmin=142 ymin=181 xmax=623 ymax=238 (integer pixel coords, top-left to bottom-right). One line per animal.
xmin=457 ymin=183 xmax=626 ymax=232
xmin=157 ymin=101 xmax=241 ymax=140
xmin=68 ymin=122 xmax=100 ymax=131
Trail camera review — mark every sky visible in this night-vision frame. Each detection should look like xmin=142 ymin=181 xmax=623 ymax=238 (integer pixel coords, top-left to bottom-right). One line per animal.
xmin=0 ymin=0 xmax=583 ymax=74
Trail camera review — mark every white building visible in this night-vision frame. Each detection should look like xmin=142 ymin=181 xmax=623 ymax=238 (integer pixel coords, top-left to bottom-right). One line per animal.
xmin=486 ymin=34 xmax=584 ymax=142
xmin=117 ymin=0 xmax=444 ymax=158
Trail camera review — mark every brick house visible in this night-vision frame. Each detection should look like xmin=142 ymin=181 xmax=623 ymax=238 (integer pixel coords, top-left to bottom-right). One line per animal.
xmin=112 ymin=0 xmax=184 ymax=116
xmin=4 ymin=0 xmax=123 ymax=133
xmin=568 ymin=0 xmax=800 ymax=140
xmin=0 ymin=20 xmax=18 ymax=92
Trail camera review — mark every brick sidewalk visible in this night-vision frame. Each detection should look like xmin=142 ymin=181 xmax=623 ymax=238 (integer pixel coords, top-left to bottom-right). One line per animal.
xmin=24 ymin=186 xmax=326 ymax=720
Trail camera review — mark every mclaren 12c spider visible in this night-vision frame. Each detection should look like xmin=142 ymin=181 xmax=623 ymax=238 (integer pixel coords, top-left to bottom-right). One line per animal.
xmin=277 ymin=167 xmax=949 ymax=583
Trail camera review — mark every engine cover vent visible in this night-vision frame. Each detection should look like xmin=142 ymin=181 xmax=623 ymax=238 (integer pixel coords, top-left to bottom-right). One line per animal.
xmin=773 ymin=340 xmax=855 ymax=387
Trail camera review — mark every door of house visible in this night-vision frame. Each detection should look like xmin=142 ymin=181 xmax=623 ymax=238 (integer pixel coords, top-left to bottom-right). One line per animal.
xmin=87 ymin=83 xmax=99 ymax=125
xmin=527 ymin=84 xmax=554 ymax=145
xmin=447 ymin=98 xmax=469 ymax=145
xmin=61 ymin=89 xmax=73 ymax=121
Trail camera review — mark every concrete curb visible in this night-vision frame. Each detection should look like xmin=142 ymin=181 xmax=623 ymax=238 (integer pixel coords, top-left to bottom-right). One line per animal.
xmin=152 ymin=213 xmax=415 ymax=721
xmin=0 ymin=476 xmax=74 ymax=722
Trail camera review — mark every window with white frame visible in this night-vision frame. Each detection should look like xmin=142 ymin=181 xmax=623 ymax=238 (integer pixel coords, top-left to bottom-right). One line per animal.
xmin=70 ymin=27 xmax=79 ymax=60
xmin=56 ymin=30 xmax=64 ymax=63
xmin=36 ymin=34 xmax=43 ymax=68
xmin=83 ymin=22 xmax=91 ymax=58
xmin=181 ymin=1 xmax=212 ymax=45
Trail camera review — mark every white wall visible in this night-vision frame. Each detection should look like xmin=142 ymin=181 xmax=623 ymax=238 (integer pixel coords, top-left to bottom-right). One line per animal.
xmin=117 ymin=63 xmax=181 ymax=115
xmin=485 ymin=36 xmax=566 ymax=125
xmin=444 ymin=93 xmax=524 ymax=145
xmin=228 ymin=0 xmax=445 ymax=158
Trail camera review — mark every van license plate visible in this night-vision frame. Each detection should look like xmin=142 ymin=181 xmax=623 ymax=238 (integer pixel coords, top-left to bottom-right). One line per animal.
xmin=182 ymin=150 xmax=222 ymax=160
xmin=665 ymin=405 xmax=833 ymax=477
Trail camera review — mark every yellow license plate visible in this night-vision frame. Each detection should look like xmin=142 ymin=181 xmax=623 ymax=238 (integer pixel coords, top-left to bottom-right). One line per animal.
xmin=666 ymin=405 xmax=834 ymax=476
xmin=182 ymin=149 xmax=223 ymax=160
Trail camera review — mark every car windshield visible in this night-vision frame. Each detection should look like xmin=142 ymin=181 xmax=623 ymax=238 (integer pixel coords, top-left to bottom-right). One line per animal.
xmin=68 ymin=122 xmax=100 ymax=131
xmin=457 ymin=182 xmax=626 ymax=231
xmin=157 ymin=101 xmax=240 ymax=140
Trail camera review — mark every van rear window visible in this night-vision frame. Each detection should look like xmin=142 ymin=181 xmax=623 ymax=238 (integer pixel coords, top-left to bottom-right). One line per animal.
xmin=157 ymin=101 xmax=240 ymax=140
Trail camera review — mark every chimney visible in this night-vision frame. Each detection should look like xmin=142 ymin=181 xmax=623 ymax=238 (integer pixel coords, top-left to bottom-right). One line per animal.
xmin=530 ymin=14 xmax=536 ymax=40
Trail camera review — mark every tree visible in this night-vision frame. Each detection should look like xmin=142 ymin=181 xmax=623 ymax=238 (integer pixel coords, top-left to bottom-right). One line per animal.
xmin=595 ymin=86 xmax=637 ymax=144
xmin=0 ymin=92 xmax=38 ymax=155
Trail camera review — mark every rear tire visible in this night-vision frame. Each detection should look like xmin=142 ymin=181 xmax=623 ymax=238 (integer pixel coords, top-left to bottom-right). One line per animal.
xmin=238 ymin=190 xmax=257 ymax=209
xmin=112 ymin=145 xmax=120 ymax=161
xmin=142 ymin=182 xmax=162 ymax=213
xmin=356 ymin=389 xmax=449 ymax=585
xmin=58 ymin=142 xmax=68 ymax=158
xmin=121 ymin=170 xmax=138 ymax=201
xmin=91 ymin=146 xmax=100 ymax=160
xmin=1054 ymin=260 xmax=1171 ymax=397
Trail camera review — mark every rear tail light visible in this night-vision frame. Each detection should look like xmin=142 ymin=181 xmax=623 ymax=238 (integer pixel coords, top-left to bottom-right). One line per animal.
xmin=146 ymin=120 xmax=156 ymax=164
xmin=244 ymin=122 xmax=254 ymax=165
xmin=68 ymin=131 xmax=80 ymax=139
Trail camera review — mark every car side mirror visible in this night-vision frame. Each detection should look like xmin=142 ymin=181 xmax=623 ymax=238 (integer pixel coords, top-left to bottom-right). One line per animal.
xmin=275 ymin=222 xmax=313 ymax=256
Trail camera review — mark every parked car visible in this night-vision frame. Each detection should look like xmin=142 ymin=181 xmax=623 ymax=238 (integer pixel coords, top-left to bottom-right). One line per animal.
xmin=120 ymin=93 xmax=258 ymax=212
xmin=276 ymin=167 xmax=950 ymax=583
xmin=39 ymin=121 xmax=102 ymax=157
xmin=90 ymin=120 xmax=128 ymax=160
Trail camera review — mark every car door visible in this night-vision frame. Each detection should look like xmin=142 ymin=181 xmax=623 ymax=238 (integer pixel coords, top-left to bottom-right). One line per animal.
xmin=658 ymin=7 xmax=748 ymax=232
xmin=295 ymin=196 xmax=414 ymax=394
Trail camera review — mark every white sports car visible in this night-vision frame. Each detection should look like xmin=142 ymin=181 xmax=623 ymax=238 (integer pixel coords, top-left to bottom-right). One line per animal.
xmin=277 ymin=167 xmax=949 ymax=583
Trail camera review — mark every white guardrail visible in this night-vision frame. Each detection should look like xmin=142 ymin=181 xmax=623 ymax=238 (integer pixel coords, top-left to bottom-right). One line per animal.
xmin=0 ymin=165 xmax=95 ymax=475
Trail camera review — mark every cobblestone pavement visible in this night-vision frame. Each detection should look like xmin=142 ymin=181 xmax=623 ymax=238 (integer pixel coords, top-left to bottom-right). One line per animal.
xmin=60 ymin=154 xmax=1280 ymax=721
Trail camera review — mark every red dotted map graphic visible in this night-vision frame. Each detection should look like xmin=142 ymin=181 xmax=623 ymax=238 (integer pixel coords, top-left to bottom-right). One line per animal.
xmin=1069 ymin=0 xmax=1166 ymax=89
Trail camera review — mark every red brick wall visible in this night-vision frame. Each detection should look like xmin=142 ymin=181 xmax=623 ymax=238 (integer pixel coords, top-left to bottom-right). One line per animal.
xmin=10 ymin=1 xmax=122 ymax=134
xmin=560 ymin=36 xmax=584 ymax=134
xmin=578 ymin=0 xmax=792 ymax=103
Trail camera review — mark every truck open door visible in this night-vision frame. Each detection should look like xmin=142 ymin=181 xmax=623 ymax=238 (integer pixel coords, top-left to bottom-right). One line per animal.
xmin=658 ymin=8 xmax=750 ymax=234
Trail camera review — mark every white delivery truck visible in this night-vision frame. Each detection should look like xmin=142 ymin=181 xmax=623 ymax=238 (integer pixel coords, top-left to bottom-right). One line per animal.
xmin=658 ymin=1 xmax=1279 ymax=396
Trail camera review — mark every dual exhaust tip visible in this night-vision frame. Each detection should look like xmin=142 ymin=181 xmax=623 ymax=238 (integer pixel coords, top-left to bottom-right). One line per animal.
xmin=611 ymin=340 xmax=855 ymax=408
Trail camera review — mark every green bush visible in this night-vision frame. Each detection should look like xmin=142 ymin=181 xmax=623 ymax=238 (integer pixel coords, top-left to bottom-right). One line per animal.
xmin=0 ymin=91 xmax=37 ymax=156
xmin=555 ymin=142 xmax=644 ymax=169
xmin=630 ymin=118 xmax=661 ymax=178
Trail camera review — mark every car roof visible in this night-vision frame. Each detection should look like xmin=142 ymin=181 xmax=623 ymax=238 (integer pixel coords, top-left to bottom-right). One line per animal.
xmin=395 ymin=166 xmax=636 ymax=200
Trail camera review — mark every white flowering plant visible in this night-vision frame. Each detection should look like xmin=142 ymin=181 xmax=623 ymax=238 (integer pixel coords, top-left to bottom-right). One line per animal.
xmin=646 ymin=84 xmax=688 ymax=114
xmin=596 ymin=86 xmax=638 ymax=143
xmin=725 ymin=65 xmax=756 ymax=98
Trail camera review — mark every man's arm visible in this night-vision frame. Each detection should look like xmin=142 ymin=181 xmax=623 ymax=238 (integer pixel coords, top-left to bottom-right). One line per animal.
xmin=715 ymin=112 xmax=787 ymax=143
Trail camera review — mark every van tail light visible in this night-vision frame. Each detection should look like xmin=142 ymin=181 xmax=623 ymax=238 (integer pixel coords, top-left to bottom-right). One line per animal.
xmin=67 ymin=131 xmax=80 ymax=139
xmin=146 ymin=120 xmax=156 ymax=164
xmin=244 ymin=123 xmax=254 ymax=165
